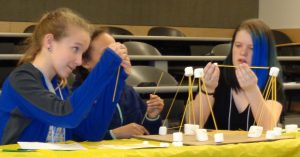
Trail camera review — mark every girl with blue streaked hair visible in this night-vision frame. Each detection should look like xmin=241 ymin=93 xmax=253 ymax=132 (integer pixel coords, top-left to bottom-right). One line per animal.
xmin=189 ymin=19 xmax=285 ymax=131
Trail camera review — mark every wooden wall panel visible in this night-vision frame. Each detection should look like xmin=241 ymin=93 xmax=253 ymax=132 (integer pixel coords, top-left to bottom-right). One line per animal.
xmin=0 ymin=0 xmax=258 ymax=28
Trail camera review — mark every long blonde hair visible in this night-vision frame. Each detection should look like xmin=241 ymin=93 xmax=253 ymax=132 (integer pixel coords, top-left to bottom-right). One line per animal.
xmin=19 ymin=8 xmax=92 ymax=87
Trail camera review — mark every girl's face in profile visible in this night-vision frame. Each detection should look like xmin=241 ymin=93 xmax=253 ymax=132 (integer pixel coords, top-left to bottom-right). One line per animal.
xmin=232 ymin=29 xmax=253 ymax=66
xmin=51 ymin=26 xmax=90 ymax=78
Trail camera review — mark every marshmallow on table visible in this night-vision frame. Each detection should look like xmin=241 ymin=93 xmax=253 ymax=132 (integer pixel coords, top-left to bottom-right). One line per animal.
xmin=248 ymin=126 xmax=263 ymax=138
xmin=194 ymin=68 xmax=204 ymax=78
xmin=273 ymin=127 xmax=282 ymax=136
xmin=173 ymin=132 xmax=183 ymax=142
xmin=196 ymin=129 xmax=208 ymax=141
xmin=184 ymin=124 xmax=199 ymax=135
xmin=184 ymin=67 xmax=193 ymax=77
xmin=142 ymin=141 xmax=149 ymax=145
xmin=214 ymin=133 xmax=224 ymax=143
xmin=160 ymin=142 xmax=170 ymax=147
xmin=269 ymin=67 xmax=280 ymax=77
xmin=285 ymin=124 xmax=298 ymax=133
xmin=265 ymin=130 xmax=275 ymax=139
xmin=193 ymin=124 xmax=200 ymax=131
xmin=159 ymin=126 xmax=167 ymax=135
xmin=172 ymin=141 xmax=183 ymax=147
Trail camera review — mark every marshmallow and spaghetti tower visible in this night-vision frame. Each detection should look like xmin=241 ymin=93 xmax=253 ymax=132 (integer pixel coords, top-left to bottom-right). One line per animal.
xmin=194 ymin=68 xmax=218 ymax=130
xmin=255 ymin=67 xmax=280 ymax=128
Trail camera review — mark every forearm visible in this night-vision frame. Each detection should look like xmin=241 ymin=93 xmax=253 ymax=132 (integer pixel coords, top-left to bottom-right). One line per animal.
xmin=245 ymin=86 xmax=282 ymax=130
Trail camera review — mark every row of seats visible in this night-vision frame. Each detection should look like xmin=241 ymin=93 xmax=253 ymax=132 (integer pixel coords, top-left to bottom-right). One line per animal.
xmin=24 ymin=25 xmax=186 ymax=37
xmin=101 ymin=26 xmax=186 ymax=36
xmin=23 ymin=25 xmax=300 ymax=57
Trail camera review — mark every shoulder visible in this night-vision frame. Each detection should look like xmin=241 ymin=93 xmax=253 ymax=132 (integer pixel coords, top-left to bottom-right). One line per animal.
xmin=8 ymin=63 xmax=43 ymax=89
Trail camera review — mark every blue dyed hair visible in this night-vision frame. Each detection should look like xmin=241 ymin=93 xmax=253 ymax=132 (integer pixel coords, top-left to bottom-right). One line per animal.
xmin=251 ymin=29 xmax=269 ymax=89
xmin=223 ymin=19 xmax=281 ymax=91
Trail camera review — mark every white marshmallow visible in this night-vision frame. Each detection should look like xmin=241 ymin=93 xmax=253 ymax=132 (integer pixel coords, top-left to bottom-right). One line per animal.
xmin=285 ymin=124 xmax=298 ymax=133
xmin=196 ymin=129 xmax=208 ymax=141
xmin=173 ymin=132 xmax=183 ymax=142
xmin=269 ymin=67 xmax=280 ymax=77
xmin=172 ymin=141 xmax=183 ymax=147
xmin=265 ymin=130 xmax=275 ymax=139
xmin=248 ymin=126 xmax=263 ymax=138
xmin=273 ymin=127 xmax=282 ymax=136
xmin=142 ymin=141 xmax=149 ymax=145
xmin=184 ymin=124 xmax=193 ymax=135
xmin=159 ymin=142 xmax=170 ymax=147
xmin=193 ymin=124 xmax=200 ymax=131
xmin=184 ymin=67 xmax=194 ymax=77
xmin=214 ymin=133 xmax=224 ymax=143
xmin=194 ymin=68 xmax=204 ymax=78
xmin=184 ymin=124 xmax=199 ymax=135
xmin=159 ymin=126 xmax=167 ymax=135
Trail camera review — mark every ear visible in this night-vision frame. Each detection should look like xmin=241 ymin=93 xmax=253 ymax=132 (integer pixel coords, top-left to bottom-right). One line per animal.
xmin=43 ymin=33 xmax=54 ymax=51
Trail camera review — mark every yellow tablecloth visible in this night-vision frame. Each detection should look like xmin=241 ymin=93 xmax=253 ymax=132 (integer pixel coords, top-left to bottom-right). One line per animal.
xmin=1 ymin=132 xmax=300 ymax=157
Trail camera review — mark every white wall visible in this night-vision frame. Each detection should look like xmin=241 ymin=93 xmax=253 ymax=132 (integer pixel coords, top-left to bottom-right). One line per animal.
xmin=259 ymin=0 xmax=300 ymax=29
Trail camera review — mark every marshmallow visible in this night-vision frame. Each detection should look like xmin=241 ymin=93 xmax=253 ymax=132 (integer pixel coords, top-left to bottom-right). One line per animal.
xmin=193 ymin=124 xmax=200 ymax=131
xmin=172 ymin=141 xmax=183 ymax=147
xmin=159 ymin=142 xmax=170 ymax=147
xmin=142 ymin=141 xmax=149 ymax=145
xmin=265 ymin=130 xmax=275 ymax=139
xmin=159 ymin=126 xmax=167 ymax=135
xmin=184 ymin=124 xmax=199 ymax=135
xmin=214 ymin=133 xmax=224 ymax=143
xmin=184 ymin=124 xmax=194 ymax=135
xmin=269 ymin=67 xmax=280 ymax=77
xmin=196 ymin=129 xmax=208 ymax=141
xmin=248 ymin=126 xmax=263 ymax=138
xmin=184 ymin=67 xmax=193 ymax=77
xmin=194 ymin=68 xmax=204 ymax=78
xmin=273 ymin=127 xmax=282 ymax=136
xmin=285 ymin=124 xmax=298 ymax=133
xmin=173 ymin=132 xmax=183 ymax=142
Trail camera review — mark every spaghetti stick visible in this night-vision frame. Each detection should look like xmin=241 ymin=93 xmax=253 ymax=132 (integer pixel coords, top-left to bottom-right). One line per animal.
xmin=141 ymin=72 xmax=164 ymax=125
xmin=112 ymin=66 xmax=121 ymax=102
xmin=188 ymin=76 xmax=192 ymax=124
xmin=179 ymin=96 xmax=191 ymax=132
xmin=202 ymin=78 xmax=218 ymax=130
xmin=217 ymin=64 xmax=269 ymax=69
xmin=255 ymin=76 xmax=272 ymax=126
xmin=198 ymin=78 xmax=203 ymax=128
xmin=162 ymin=75 xmax=185 ymax=127
xmin=190 ymin=77 xmax=196 ymax=124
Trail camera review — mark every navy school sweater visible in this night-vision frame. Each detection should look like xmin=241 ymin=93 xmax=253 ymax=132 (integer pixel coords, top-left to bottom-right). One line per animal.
xmin=72 ymin=73 xmax=162 ymax=140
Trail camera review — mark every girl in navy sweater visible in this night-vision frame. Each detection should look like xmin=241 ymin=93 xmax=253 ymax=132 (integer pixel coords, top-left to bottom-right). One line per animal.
xmin=0 ymin=8 xmax=130 ymax=144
